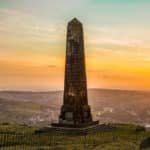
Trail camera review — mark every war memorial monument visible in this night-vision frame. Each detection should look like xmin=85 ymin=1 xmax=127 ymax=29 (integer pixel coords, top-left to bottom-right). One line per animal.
xmin=52 ymin=18 xmax=98 ymax=129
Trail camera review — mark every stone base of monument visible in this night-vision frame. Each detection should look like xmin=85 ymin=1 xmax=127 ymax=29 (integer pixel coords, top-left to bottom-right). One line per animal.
xmin=51 ymin=120 xmax=99 ymax=128
xmin=35 ymin=122 xmax=115 ymax=135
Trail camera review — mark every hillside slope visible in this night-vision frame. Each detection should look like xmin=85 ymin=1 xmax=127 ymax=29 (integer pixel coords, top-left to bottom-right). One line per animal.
xmin=0 ymin=89 xmax=150 ymax=126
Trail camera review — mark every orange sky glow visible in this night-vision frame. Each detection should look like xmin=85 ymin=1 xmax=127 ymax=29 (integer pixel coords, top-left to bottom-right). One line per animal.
xmin=0 ymin=1 xmax=150 ymax=91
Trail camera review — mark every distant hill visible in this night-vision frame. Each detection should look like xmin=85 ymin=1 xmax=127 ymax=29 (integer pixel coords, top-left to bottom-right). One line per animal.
xmin=0 ymin=89 xmax=150 ymax=126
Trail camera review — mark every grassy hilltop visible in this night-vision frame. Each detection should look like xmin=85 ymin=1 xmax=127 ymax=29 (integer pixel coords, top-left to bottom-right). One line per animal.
xmin=0 ymin=123 xmax=150 ymax=150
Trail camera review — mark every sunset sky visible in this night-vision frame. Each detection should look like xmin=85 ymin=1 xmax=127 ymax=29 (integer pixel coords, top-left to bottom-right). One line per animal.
xmin=0 ymin=0 xmax=150 ymax=91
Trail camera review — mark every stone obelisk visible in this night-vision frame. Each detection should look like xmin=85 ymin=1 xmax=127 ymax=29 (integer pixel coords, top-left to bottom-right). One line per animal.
xmin=58 ymin=18 xmax=94 ymax=127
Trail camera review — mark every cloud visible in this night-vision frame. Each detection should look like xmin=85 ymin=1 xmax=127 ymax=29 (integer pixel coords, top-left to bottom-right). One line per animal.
xmin=84 ymin=24 xmax=150 ymax=64
xmin=6 ymin=0 xmax=87 ymax=20
xmin=0 ymin=8 xmax=65 ymax=54
xmin=86 ymin=25 xmax=150 ymax=48
xmin=47 ymin=65 xmax=57 ymax=68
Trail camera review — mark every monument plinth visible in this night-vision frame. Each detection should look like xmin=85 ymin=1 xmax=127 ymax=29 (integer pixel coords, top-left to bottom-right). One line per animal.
xmin=52 ymin=18 xmax=98 ymax=128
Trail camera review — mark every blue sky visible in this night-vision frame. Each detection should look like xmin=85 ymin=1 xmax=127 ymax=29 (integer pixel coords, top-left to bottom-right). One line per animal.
xmin=1 ymin=0 xmax=150 ymax=24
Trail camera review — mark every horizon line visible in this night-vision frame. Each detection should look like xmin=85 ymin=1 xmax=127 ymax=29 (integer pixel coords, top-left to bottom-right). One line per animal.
xmin=0 ymin=88 xmax=149 ymax=93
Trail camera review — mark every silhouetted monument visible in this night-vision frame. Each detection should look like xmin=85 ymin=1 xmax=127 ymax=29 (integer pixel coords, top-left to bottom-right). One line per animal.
xmin=53 ymin=18 xmax=98 ymax=128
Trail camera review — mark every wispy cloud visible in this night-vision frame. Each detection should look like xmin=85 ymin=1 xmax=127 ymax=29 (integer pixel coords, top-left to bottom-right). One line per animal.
xmin=86 ymin=25 xmax=150 ymax=48
xmin=0 ymin=8 xmax=65 ymax=55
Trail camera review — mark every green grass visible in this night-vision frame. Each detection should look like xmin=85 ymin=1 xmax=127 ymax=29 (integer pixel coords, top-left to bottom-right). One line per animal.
xmin=0 ymin=122 xmax=149 ymax=150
